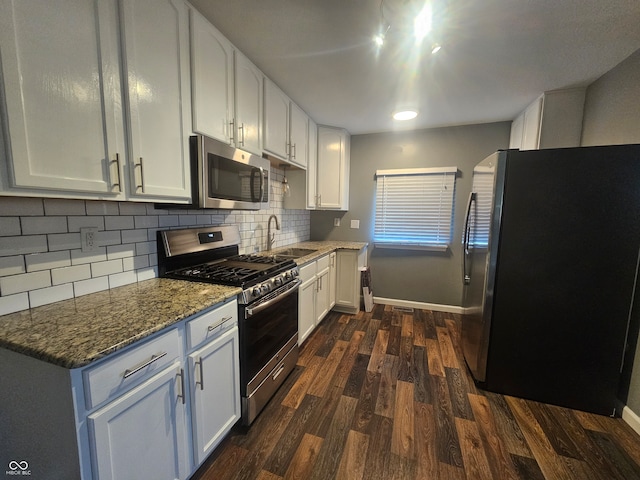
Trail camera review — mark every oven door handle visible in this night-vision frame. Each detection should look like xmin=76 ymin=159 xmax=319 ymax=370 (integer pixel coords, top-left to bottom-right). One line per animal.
xmin=246 ymin=279 xmax=301 ymax=317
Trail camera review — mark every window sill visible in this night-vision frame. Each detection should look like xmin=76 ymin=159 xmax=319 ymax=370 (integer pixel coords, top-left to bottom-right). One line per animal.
xmin=374 ymin=243 xmax=449 ymax=252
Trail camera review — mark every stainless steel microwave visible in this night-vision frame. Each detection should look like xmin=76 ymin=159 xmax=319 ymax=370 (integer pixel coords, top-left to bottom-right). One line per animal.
xmin=181 ymin=135 xmax=270 ymax=210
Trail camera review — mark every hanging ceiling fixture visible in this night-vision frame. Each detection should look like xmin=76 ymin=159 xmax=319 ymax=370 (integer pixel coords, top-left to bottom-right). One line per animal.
xmin=281 ymin=165 xmax=291 ymax=197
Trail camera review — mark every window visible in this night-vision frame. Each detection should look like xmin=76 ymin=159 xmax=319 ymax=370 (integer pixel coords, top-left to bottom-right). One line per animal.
xmin=374 ymin=167 xmax=458 ymax=250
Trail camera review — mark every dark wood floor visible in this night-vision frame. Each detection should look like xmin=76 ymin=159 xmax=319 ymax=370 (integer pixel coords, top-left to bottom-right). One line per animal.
xmin=192 ymin=304 xmax=640 ymax=480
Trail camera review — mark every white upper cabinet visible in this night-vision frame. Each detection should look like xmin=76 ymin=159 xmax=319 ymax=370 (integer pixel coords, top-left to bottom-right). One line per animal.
xmin=190 ymin=11 xmax=263 ymax=156
xmin=263 ymin=78 xmax=290 ymax=160
xmin=0 ymin=0 xmax=125 ymax=197
xmin=306 ymin=117 xmax=318 ymax=208
xmin=121 ymin=0 xmax=192 ymax=201
xmin=317 ymin=125 xmax=350 ymax=210
xmin=510 ymin=88 xmax=586 ymax=151
xmin=234 ymin=51 xmax=263 ymax=156
xmin=0 ymin=0 xmax=192 ymax=202
xmin=289 ymin=102 xmax=309 ymax=169
xmin=190 ymin=9 xmax=234 ymax=145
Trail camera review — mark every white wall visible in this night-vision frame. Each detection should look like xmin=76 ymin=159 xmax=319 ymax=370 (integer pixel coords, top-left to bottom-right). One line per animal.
xmin=0 ymin=167 xmax=310 ymax=315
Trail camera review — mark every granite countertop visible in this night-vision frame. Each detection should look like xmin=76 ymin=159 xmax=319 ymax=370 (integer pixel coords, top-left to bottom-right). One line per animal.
xmin=0 ymin=278 xmax=241 ymax=369
xmin=270 ymin=240 xmax=368 ymax=265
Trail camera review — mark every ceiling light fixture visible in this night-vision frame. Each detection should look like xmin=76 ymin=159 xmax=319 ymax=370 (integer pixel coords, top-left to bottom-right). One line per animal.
xmin=414 ymin=4 xmax=432 ymax=44
xmin=431 ymin=43 xmax=441 ymax=54
xmin=393 ymin=110 xmax=418 ymax=121
xmin=373 ymin=1 xmax=441 ymax=54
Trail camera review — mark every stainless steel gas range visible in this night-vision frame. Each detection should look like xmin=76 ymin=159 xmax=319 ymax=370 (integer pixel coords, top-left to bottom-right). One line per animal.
xmin=157 ymin=225 xmax=300 ymax=425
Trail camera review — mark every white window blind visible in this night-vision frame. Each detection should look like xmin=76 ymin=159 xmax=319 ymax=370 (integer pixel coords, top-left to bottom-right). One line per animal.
xmin=469 ymin=167 xmax=495 ymax=248
xmin=374 ymin=167 xmax=458 ymax=250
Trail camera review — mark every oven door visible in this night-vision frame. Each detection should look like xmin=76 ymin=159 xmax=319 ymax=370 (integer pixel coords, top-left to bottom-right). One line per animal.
xmin=241 ymin=280 xmax=300 ymax=394
xmin=200 ymin=135 xmax=269 ymax=210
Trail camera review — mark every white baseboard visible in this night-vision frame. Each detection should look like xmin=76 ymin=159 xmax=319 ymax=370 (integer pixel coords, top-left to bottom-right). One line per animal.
xmin=373 ymin=296 xmax=465 ymax=314
xmin=623 ymin=406 xmax=640 ymax=436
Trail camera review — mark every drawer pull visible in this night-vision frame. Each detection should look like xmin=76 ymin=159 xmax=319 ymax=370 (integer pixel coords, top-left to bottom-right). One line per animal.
xmin=272 ymin=362 xmax=286 ymax=381
xmin=123 ymin=352 xmax=167 ymax=379
xmin=207 ymin=316 xmax=233 ymax=332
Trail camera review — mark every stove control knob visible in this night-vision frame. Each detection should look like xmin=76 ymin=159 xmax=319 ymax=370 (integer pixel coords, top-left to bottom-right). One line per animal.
xmin=261 ymin=284 xmax=270 ymax=293
xmin=283 ymin=272 xmax=291 ymax=281
xmin=274 ymin=276 xmax=283 ymax=287
xmin=292 ymin=269 xmax=299 ymax=277
xmin=252 ymin=287 xmax=261 ymax=297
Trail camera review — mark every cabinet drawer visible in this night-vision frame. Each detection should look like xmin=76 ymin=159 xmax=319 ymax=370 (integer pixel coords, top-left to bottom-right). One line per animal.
xmin=186 ymin=299 xmax=238 ymax=350
xmin=299 ymin=261 xmax=317 ymax=283
xmin=83 ymin=329 xmax=181 ymax=410
xmin=316 ymin=254 xmax=330 ymax=271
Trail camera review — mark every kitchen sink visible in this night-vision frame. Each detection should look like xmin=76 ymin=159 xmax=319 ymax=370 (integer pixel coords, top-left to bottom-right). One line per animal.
xmin=272 ymin=248 xmax=317 ymax=259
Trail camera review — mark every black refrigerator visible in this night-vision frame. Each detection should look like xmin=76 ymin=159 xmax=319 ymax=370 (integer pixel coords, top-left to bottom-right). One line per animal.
xmin=461 ymin=145 xmax=640 ymax=416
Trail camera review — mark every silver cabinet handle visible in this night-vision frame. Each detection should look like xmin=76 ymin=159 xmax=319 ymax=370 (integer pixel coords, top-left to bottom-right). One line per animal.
xmin=291 ymin=143 xmax=297 ymax=159
xmin=177 ymin=368 xmax=186 ymax=404
xmin=110 ymin=153 xmax=122 ymax=192
xmin=123 ymin=352 xmax=167 ymax=378
xmin=195 ymin=358 xmax=204 ymax=390
xmin=229 ymin=119 xmax=235 ymax=144
xmin=208 ymin=316 xmax=233 ymax=332
xmin=238 ymin=123 xmax=245 ymax=146
xmin=272 ymin=362 xmax=285 ymax=380
xmin=136 ymin=157 xmax=145 ymax=193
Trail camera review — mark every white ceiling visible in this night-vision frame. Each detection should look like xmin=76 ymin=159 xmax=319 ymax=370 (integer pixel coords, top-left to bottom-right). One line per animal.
xmin=189 ymin=0 xmax=640 ymax=135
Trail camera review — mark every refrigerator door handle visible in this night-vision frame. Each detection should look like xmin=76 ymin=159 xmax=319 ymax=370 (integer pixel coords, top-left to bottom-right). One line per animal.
xmin=462 ymin=192 xmax=476 ymax=285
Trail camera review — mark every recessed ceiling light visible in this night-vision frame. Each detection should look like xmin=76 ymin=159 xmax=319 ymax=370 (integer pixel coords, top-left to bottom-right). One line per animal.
xmin=393 ymin=110 xmax=418 ymax=121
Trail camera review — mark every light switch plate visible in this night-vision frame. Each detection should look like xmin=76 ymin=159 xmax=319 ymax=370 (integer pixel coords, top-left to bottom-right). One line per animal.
xmin=350 ymin=220 xmax=360 ymax=229
xmin=334 ymin=218 xmax=341 ymax=227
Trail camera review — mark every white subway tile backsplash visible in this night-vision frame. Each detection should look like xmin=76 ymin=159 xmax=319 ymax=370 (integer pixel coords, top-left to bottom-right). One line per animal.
xmin=43 ymin=198 xmax=86 ymax=216
xmin=118 ymin=202 xmax=147 ymax=215
xmin=86 ymin=200 xmax=119 ymax=216
xmin=25 ymin=251 xmax=71 ymax=272
xmin=0 ymin=293 xmax=30 ymax=315
xmin=134 ymin=215 xmax=159 ymax=229
xmin=107 ymin=244 xmax=135 ymax=260
xmin=105 ymin=215 xmax=134 ymax=231
xmin=51 ymin=264 xmax=91 ymax=285
xmin=67 ymin=216 xmax=105 ymax=232
xmin=29 ymin=284 xmax=74 ymax=308
xmin=0 ymin=217 xmax=21 ymax=236
xmin=74 ymin=276 xmax=109 ymax=297
xmin=48 ymin=233 xmax=81 ymax=252
xmin=109 ymin=271 xmax=137 ymax=289
xmin=0 ymin=197 xmax=44 ymax=216
xmin=121 ymin=229 xmax=149 ymax=244
xmin=91 ymin=259 xmax=123 ymax=277
xmin=96 ymin=230 xmax=122 ymax=247
xmin=71 ymin=248 xmax=107 ymax=265
xmin=0 ymin=235 xmax=48 ymax=257
xmin=0 ymin=256 xmax=25 ymax=277
xmin=21 ymin=216 xmax=68 ymax=235
xmin=0 ymin=192 xmax=309 ymax=313
xmin=1 ymin=270 xmax=51 ymax=295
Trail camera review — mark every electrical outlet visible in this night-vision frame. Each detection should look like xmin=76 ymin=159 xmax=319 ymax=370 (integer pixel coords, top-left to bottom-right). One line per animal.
xmin=334 ymin=218 xmax=341 ymax=227
xmin=81 ymin=227 xmax=98 ymax=252
xmin=350 ymin=219 xmax=360 ymax=229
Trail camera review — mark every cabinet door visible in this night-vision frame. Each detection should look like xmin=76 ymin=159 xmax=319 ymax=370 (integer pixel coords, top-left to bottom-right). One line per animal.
xmin=307 ymin=118 xmax=318 ymax=208
xmin=263 ymin=78 xmax=289 ymax=160
xmin=316 ymin=267 xmax=331 ymax=323
xmin=317 ymin=126 xmax=346 ymax=209
xmin=121 ymin=0 xmax=192 ymax=201
xmin=235 ymin=52 xmax=263 ymax=156
xmin=0 ymin=0 xmax=124 ymax=196
xmin=190 ymin=9 xmax=234 ymax=144
xmin=335 ymin=250 xmax=358 ymax=312
xmin=88 ymin=363 xmax=190 ymax=480
xmin=188 ymin=326 xmax=240 ymax=465
xmin=289 ymin=103 xmax=308 ymax=169
xmin=521 ymin=96 xmax=543 ymax=150
xmin=299 ymin=276 xmax=317 ymax=345
xmin=329 ymin=252 xmax=337 ymax=309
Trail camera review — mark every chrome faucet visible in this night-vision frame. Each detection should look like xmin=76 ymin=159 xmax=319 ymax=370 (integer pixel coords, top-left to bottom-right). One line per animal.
xmin=267 ymin=215 xmax=280 ymax=251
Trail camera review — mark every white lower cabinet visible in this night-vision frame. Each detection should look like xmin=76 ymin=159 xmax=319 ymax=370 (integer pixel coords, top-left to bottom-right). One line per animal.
xmin=298 ymin=254 xmax=332 ymax=345
xmin=334 ymin=247 xmax=368 ymax=315
xmin=329 ymin=252 xmax=337 ymax=309
xmin=88 ymin=362 xmax=190 ymax=480
xmin=188 ymin=325 xmax=240 ymax=465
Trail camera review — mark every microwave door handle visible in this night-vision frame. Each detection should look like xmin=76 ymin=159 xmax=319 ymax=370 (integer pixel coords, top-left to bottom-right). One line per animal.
xmin=259 ymin=167 xmax=265 ymax=203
